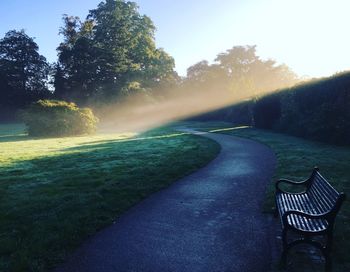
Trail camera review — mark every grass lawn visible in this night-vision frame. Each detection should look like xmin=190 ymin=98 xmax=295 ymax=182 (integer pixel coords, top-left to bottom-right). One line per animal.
xmin=0 ymin=123 xmax=220 ymax=271
xmin=180 ymin=121 xmax=350 ymax=271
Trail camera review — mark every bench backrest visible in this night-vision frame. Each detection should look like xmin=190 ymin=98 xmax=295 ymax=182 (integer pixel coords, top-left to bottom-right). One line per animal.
xmin=307 ymin=169 xmax=345 ymax=216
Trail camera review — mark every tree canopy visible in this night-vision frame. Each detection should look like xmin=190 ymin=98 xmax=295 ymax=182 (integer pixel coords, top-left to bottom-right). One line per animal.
xmin=185 ymin=45 xmax=299 ymax=99
xmin=0 ymin=30 xmax=50 ymax=121
xmin=0 ymin=30 xmax=49 ymax=93
xmin=55 ymin=0 xmax=177 ymax=105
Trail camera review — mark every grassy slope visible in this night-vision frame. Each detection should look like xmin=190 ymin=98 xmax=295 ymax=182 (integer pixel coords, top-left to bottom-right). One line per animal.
xmin=0 ymin=124 xmax=220 ymax=271
xmin=182 ymin=121 xmax=350 ymax=271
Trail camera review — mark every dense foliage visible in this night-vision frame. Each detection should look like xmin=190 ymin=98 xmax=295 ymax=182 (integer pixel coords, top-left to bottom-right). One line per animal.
xmin=21 ymin=100 xmax=98 ymax=136
xmin=0 ymin=0 xmax=177 ymax=121
xmin=55 ymin=0 xmax=177 ymax=105
xmin=275 ymin=72 xmax=350 ymax=144
xmin=253 ymin=93 xmax=281 ymax=129
xmin=190 ymin=100 xmax=253 ymax=125
xmin=0 ymin=30 xmax=51 ymax=121
xmin=183 ymin=45 xmax=299 ymax=99
xmin=210 ymin=71 xmax=350 ymax=145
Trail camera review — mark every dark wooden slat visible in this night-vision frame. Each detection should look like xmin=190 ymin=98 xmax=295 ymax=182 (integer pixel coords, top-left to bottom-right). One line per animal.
xmin=277 ymin=182 xmax=334 ymax=232
xmin=295 ymin=194 xmax=320 ymax=231
xmin=312 ymin=178 xmax=337 ymax=201
xmin=286 ymin=194 xmax=303 ymax=229
xmin=308 ymin=185 xmax=333 ymax=212
xmin=313 ymin=175 xmax=339 ymax=203
xmin=315 ymin=173 xmax=339 ymax=196
xmin=308 ymin=188 xmax=329 ymax=213
xmin=278 ymin=190 xmax=331 ymax=231
xmin=282 ymin=194 xmax=296 ymax=227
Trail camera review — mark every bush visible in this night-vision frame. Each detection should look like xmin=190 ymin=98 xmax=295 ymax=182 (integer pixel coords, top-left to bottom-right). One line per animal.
xmin=21 ymin=100 xmax=98 ymax=137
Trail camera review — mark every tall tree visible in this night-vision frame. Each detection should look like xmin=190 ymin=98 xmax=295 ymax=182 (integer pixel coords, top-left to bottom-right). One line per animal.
xmin=215 ymin=45 xmax=299 ymax=96
xmin=184 ymin=45 xmax=299 ymax=100
xmin=185 ymin=60 xmax=227 ymax=95
xmin=0 ymin=30 xmax=50 ymax=121
xmin=56 ymin=0 xmax=177 ymax=105
xmin=0 ymin=30 xmax=49 ymax=94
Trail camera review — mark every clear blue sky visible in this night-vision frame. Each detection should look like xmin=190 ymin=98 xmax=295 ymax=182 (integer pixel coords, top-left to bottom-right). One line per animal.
xmin=1 ymin=0 xmax=349 ymax=78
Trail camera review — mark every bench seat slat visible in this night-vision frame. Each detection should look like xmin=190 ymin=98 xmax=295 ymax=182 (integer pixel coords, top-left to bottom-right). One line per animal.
xmin=287 ymin=194 xmax=304 ymax=229
xmin=278 ymin=194 xmax=299 ymax=228
xmin=276 ymin=193 xmax=328 ymax=232
xmin=295 ymin=194 xmax=323 ymax=231
xmin=289 ymin=214 xmax=328 ymax=232
xmin=290 ymin=194 xmax=311 ymax=230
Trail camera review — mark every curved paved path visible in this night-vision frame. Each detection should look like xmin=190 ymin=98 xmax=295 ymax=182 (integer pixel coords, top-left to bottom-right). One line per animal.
xmin=56 ymin=131 xmax=277 ymax=272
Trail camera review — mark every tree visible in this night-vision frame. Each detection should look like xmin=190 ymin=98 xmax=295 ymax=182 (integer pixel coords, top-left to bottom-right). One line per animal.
xmin=183 ymin=45 xmax=299 ymax=102
xmin=185 ymin=60 xmax=227 ymax=95
xmin=187 ymin=61 xmax=211 ymax=82
xmin=56 ymin=0 xmax=177 ymax=105
xmin=0 ymin=30 xmax=49 ymax=94
xmin=215 ymin=45 xmax=298 ymax=97
xmin=0 ymin=30 xmax=50 ymax=121
xmin=55 ymin=15 xmax=98 ymax=103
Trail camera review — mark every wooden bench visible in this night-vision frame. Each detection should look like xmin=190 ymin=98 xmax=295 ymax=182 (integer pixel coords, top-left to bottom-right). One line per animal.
xmin=275 ymin=167 xmax=346 ymax=271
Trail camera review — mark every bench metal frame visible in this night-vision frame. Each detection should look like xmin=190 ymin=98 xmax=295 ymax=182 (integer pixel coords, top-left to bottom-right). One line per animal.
xmin=275 ymin=167 xmax=346 ymax=271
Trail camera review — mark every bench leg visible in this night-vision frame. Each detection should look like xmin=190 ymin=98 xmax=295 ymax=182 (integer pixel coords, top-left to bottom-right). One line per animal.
xmin=280 ymin=251 xmax=288 ymax=270
xmin=282 ymin=228 xmax=288 ymax=250
xmin=324 ymin=233 xmax=333 ymax=272
xmin=280 ymin=228 xmax=288 ymax=268
xmin=325 ymin=255 xmax=332 ymax=272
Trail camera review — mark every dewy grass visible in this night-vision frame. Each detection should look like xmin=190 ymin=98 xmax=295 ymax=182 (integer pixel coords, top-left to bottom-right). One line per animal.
xmin=0 ymin=123 xmax=220 ymax=271
xmin=193 ymin=123 xmax=350 ymax=272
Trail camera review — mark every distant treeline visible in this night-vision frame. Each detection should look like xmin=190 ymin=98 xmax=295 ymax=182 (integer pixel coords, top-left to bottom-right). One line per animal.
xmin=0 ymin=0 xmax=300 ymax=123
xmin=193 ymin=71 xmax=350 ymax=145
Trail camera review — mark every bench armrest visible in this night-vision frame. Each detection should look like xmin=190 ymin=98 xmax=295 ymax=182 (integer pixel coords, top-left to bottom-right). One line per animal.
xmin=282 ymin=210 xmax=330 ymax=225
xmin=275 ymin=178 xmax=309 ymax=194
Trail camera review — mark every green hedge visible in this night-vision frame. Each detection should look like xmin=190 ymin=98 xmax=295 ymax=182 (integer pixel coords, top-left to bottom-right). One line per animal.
xmin=189 ymin=100 xmax=253 ymax=126
xmin=194 ymin=71 xmax=350 ymax=145
xmin=21 ymin=100 xmax=98 ymax=137
xmin=253 ymin=93 xmax=281 ymax=129
xmin=252 ymin=72 xmax=350 ymax=145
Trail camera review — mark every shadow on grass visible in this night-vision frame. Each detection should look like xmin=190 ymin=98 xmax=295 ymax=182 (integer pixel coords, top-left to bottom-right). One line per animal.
xmin=0 ymin=123 xmax=30 ymax=143
xmin=0 ymin=124 xmax=190 ymax=145
xmin=0 ymin=129 xmax=220 ymax=272
xmin=0 ymin=130 xmax=72 ymax=143
xmin=61 ymin=132 xmax=190 ymax=152
xmin=0 ymin=134 xmax=32 ymax=143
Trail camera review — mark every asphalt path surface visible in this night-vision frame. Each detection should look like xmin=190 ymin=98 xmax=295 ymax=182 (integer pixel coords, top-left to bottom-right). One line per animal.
xmin=55 ymin=131 xmax=277 ymax=272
